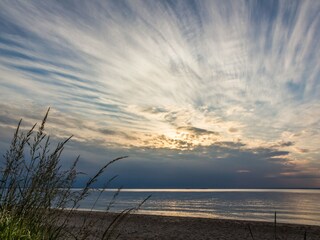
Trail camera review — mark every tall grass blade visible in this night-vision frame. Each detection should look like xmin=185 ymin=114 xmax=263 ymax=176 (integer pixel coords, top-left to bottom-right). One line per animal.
xmin=274 ymin=211 xmax=277 ymax=240
xmin=247 ymin=224 xmax=255 ymax=240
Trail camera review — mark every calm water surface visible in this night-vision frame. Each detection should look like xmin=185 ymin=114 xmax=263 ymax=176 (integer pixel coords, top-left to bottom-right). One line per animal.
xmin=75 ymin=189 xmax=320 ymax=226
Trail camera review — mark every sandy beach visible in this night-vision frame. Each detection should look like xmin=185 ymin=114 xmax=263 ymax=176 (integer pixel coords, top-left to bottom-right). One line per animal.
xmin=61 ymin=211 xmax=320 ymax=240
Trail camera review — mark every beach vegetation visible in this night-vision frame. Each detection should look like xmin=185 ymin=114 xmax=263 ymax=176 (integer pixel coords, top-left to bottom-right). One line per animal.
xmin=0 ymin=108 xmax=139 ymax=239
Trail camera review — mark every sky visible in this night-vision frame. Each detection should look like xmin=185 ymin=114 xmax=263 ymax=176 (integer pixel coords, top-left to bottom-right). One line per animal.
xmin=0 ymin=0 xmax=319 ymax=188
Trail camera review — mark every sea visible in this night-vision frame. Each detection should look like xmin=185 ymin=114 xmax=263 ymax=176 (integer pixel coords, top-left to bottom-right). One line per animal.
xmin=75 ymin=189 xmax=320 ymax=226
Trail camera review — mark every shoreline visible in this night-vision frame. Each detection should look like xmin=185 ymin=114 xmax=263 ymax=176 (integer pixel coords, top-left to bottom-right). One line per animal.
xmin=70 ymin=208 xmax=320 ymax=227
xmin=62 ymin=210 xmax=320 ymax=239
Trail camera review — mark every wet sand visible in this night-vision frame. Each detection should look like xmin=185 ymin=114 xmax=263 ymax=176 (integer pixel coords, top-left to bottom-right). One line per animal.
xmin=62 ymin=211 xmax=320 ymax=240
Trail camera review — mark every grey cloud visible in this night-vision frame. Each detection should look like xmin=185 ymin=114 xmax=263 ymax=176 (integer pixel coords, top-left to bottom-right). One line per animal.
xmin=164 ymin=112 xmax=178 ymax=125
xmin=215 ymin=141 xmax=246 ymax=148
xmin=177 ymin=126 xmax=219 ymax=136
xmin=142 ymin=107 xmax=168 ymax=114
xmin=279 ymin=173 xmax=320 ymax=179
xmin=279 ymin=141 xmax=295 ymax=147
xmin=272 ymin=141 xmax=295 ymax=148
xmin=228 ymin=127 xmax=238 ymax=133
xmin=251 ymin=148 xmax=290 ymax=159
xmin=296 ymin=148 xmax=310 ymax=153
xmin=98 ymin=128 xmax=137 ymax=141
xmin=0 ymin=114 xmax=19 ymax=126
xmin=98 ymin=129 xmax=118 ymax=135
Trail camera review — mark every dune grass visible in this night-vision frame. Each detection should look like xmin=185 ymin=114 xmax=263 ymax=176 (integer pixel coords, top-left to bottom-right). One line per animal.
xmin=0 ymin=108 xmax=138 ymax=239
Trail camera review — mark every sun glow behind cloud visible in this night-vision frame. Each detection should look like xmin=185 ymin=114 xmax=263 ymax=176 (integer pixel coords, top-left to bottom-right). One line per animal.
xmin=0 ymin=0 xmax=319 ymax=187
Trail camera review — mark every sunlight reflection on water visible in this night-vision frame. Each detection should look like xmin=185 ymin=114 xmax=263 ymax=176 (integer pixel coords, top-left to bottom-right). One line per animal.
xmin=74 ymin=189 xmax=320 ymax=226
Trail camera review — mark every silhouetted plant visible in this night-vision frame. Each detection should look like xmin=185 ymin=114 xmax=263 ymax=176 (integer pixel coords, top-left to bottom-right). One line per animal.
xmin=0 ymin=108 xmax=148 ymax=239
